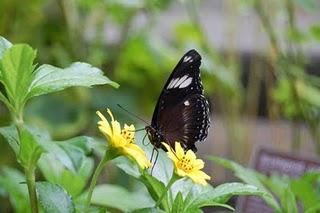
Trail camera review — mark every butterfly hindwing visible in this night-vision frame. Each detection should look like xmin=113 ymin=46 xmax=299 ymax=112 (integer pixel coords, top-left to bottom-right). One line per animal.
xmin=158 ymin=94 xmax=210 ymax=151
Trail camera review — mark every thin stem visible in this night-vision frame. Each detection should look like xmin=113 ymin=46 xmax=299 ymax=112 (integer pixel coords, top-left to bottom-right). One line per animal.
xmin=84 ymin=149 xmax=115 ymax=211
xmin=25 ymin=166 xmax=38 ymax=213
xmin=14 ymin=113 xmax=39 ymax=213
xmin=155 ymin=173 xmax=179 ymax=210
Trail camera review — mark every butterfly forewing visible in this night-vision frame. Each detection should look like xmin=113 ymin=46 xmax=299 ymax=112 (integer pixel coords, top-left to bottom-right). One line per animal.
xmin=147 ymin=49 xmax=210 ymax=152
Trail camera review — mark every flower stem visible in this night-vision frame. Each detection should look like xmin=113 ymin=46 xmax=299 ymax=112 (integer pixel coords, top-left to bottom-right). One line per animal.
xmin=156 ymin=173 xmax=179 ymax=210
xmin=84 ymin=149 xmax=116 ymax=211
xmin=25 ymin=166 xmax=38 ymax=213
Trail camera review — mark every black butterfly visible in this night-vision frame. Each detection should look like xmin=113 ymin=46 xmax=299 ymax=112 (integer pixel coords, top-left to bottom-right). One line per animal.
xmin=145 ymin=49 xmax=210 ymax=152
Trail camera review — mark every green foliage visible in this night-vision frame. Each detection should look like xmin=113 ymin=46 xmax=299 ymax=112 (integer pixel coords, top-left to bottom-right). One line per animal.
xmin=18 ymin=126 xmax=44 ymax=169
xmin=91 ymin=184 xmax=154 ymax=211
xmin=0 ymin=44 xmax=36 ymax=114
xmin=0 ymin=0 xmax=319 ymax=210
xmin=0 ymin=167 xmax=30 ymax=213
xmin=210 ymin=156 xmax=320 ymax=213
xmin=27 ymin=62 xmax=118 ymax=99
xmin=0 ymin=36 xmax=118 ymax=212
xmin=36 ymin=182 xmax=75 ymax=213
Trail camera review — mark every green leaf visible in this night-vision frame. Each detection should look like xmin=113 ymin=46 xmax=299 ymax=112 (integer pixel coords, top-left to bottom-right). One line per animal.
xmin=0 ymin=44 xmax=36 ymax=105
xmin=140 ymin=171 xmax=169 ymax=211
xmin=18 ymin=126 xmax=44 ymax=168
xmin=113 ymin=156 xmax=141 ymax=178
xmin=38 ymin=136 xmax=94 ymax=197
xmin=37 ymin=182 xmax=75 ymax=213
xmin=208 ymin=156 xmax=281 ymax=212
xmin=306 ymin=203 xmax=320 ymax=213
xmin=0 ymin=125 xmax=19 ymax=156
xmin=39 ymin=153 xmax=94 ymax=197
xmin=310 ymin=24 xmax=320 ymax=41
xmin=290 ymin=172 xmax=320 ymax=210
xmin=183 ymin=183 xmax=260 ymax=211
xmin=171 ymin=192 xmax=184 ymax=213
xmin=282 ymin=187 xmax=298 ymax=213
xmin=0 ymin=36 xmax=12 ymax=59
xmin=27 ymin=62 xmax=119 ymax=99
xmin=91 ymin=184 xmax=155 ymax=212
xmin=132 ymin=208 xmax=166 ymax=213
xmin=0 ymin=167 xmax=31 ymax=213
xmin=295 ymin=80 xmax=320 ymax=107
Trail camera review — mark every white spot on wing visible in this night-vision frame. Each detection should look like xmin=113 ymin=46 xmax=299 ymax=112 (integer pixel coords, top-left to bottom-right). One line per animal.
xmin=167 ymin=78 xmax=179 ymax=89
xmin=184 ymin=100 xmax=190 ymax=106
xmin=171 ymin=78 xmax=180 ymax=88
xmin=179 ymin=77 xmax=192 ymax=88
xmin=174 ymin=75 xmax=188 ymax=88
xmin=183 ymin=56 xmax=192 ymax=62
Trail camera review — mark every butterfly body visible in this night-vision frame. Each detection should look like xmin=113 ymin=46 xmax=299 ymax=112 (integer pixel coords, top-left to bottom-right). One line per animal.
xmin=146 ymin=49 xmax=210 ymax=152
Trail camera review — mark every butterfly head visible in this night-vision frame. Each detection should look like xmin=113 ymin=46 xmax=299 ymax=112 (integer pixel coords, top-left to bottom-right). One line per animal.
xmin=145 ymin=125 xmax=164 ymax=149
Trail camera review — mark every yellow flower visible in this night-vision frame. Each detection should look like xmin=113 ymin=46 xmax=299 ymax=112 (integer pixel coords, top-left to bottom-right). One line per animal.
xmin=96 ymin=109 xmax=151 ymax=169
xmin=162 ymin=142 xmax=211 ymax=185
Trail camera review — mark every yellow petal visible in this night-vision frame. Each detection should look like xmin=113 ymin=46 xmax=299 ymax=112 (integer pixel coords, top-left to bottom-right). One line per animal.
xmin=185 ymin=150 xmax=197 ymax=162
xmin=192 ymin=159 xmax=205 ymax=170
xmin=187 ymin=170 xmax=211 ymax=185
xmin=176 ymin=168 xmax=187 ymax=177
xmin=162 ymin=142 xmax=171 ymax=152
xmin=162 ymin=142 xmax=179 ymax=164
xmin=124 ymin=143 xmax=151 ymax=169
xmin=97 ymin=111 xmax=112 ymax=136
xmin=106 ymin=109 xmax=121 ymax=136
xmin=107 ymin=108 xmax=115 ymax=121
xmin=175 ymin=142 xmax=185 ymax=159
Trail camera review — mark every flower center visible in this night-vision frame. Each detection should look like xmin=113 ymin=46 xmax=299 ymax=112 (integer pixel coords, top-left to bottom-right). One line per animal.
xmin=177 ymin=156 xmax=193 ymax=172
xmin=121 ymin=129 xmax=134 ymax=143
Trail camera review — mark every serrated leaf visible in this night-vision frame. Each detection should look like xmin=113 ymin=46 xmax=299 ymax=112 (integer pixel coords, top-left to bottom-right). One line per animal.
xmin=91 ymin=184 xmax=154 ymax=212
xmin=37 ymin=182 xmax=75 ymax=213
xmin=0 ymin=44 xmax=36 ymax=105
xmin=171 ymin=192 xmax=184 ymax=213
xmin=27 ymin=62 xmax=119 ymax=99
xmin=0 ymin=36 xmax=12 ymax=59
xmin=18 ymin=126 xmax=44 ymax=168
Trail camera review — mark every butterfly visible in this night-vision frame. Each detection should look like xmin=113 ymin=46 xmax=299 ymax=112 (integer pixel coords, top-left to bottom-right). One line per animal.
xmin=145 ymin=49 xmax=210 ymax=152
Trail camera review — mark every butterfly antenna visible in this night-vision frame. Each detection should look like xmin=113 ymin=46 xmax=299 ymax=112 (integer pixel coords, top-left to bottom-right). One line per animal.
xmin=117 ymin=104 xmax=150 ymax=125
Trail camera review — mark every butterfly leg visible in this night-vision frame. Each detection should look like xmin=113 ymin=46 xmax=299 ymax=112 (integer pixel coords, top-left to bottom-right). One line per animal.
xmin=142 ymin=133 xmax=150 ymax=146
xmin=150 ymin=148 xmax=159 ymax=175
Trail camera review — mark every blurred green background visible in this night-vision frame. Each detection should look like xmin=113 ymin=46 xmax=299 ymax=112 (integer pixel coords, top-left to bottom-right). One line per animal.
xmin=0 ymin=0 xmax=320 ymax=211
